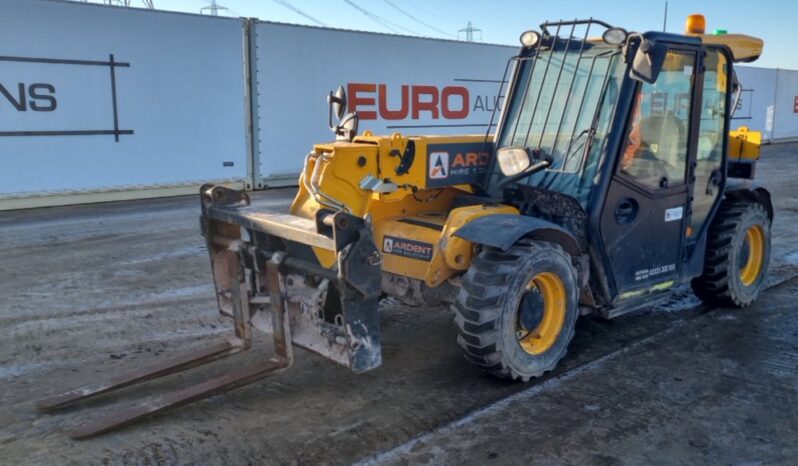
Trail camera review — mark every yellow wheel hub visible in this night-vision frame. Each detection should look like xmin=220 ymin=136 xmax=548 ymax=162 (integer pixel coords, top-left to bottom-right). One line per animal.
xmin=515 ymin=272 xmax=566 ymax=355
xmin=739 ymin=224 xmax=765 ymax=287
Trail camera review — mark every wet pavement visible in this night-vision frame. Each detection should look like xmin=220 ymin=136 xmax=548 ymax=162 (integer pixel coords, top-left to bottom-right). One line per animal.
xmin=0 ymin=143 xmax=796 ymax=465
xmin=366 ymin=276 xmax=798 ymax=465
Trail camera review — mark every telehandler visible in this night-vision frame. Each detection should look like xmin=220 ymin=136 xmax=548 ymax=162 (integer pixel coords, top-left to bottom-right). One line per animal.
xmin=38 ymin=15 xmax=772 ymax=438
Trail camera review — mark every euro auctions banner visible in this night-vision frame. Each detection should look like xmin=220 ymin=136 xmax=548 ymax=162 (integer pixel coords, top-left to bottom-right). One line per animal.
xmin=252 ymin=21 xmax=516 ymax=182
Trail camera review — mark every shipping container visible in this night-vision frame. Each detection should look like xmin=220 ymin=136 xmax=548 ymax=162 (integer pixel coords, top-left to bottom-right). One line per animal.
xmin=2 ymin=0 xmax=797 ymax=210
xmin=250 ymin=21 xmax=516 ymax=187
xmin=734 ymin=66 xmax=778 ymax=141
xmin=0 ymin=0 xmax=249 ymax=208
xmin=772 ymin=69 xmax=798 ymax=141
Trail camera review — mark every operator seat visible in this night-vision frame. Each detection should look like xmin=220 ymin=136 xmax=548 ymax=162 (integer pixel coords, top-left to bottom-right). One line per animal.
xmin=641 ymin=113 xmax=685 ymax=167
xmin=626 ymin=114 xmax=685 ymax=186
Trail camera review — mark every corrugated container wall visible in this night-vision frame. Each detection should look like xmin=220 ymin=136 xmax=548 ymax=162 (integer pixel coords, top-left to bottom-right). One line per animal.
xmin=0 ymin=0 xmax=249 ymax=207
xmin=1 ymin=0 xmax=797 ymax=209
xmin=250 ymin=21 xmax=515 ymax=186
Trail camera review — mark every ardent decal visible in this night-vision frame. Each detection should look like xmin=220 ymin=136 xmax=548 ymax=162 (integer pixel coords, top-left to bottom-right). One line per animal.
xmin=426 ymin=142 xmax=491 ymax=187
xmin=382 ymin=235 xmax=434 ymax=261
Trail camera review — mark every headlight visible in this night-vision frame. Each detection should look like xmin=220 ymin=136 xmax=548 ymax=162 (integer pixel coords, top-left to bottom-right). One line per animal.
xmin=497 ymin=146 xmax=531 ymax=176
xmin=519 ymin=30 xmax=541 ymax=48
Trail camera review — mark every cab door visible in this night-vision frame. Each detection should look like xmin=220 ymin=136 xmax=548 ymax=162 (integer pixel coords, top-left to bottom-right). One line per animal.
xmin=599 ymin=47 xmax=702 ymax=299
xmin=687 ymin=48 xmax=731 ymax=259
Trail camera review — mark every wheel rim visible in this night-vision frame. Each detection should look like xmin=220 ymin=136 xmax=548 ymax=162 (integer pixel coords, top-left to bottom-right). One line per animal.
xmin=739 ymin=224 xmax=765 ymax=287
xmin=515 ymin=272 xmax=566 ymax=355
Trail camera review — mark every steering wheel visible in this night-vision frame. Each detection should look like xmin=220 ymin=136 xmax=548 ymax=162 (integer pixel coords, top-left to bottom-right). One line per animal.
xmin=625 ymin=148 xmax=670 ymax=185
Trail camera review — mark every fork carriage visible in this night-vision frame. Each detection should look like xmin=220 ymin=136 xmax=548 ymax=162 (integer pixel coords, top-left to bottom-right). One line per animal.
xmin=37 ymin=185 xmax=382 ymax=438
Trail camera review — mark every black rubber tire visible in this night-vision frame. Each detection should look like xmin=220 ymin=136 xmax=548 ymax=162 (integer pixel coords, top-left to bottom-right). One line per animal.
xmin=691 ymin=200 xmax=771 ymax=308
xmin=453 ymin=240 xmax=579 ymax=381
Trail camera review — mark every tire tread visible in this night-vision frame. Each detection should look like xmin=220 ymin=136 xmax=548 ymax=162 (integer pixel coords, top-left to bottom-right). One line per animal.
xmin=454 ymin=241 xmax=577 ymax=381
xmin=692 ymin=200 xmax=769 ymax=307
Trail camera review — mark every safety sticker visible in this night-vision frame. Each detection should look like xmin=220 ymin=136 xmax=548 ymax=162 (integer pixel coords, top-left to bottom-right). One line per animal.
xmin=665 ymin=206 xmax=683 ymax=222
xmin=382 ymin=235 xmax=434 ymax=261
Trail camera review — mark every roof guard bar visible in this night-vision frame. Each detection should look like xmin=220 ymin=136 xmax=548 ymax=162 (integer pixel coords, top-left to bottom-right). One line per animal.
xmin=540 ymin=19 xmax=614 ymax=36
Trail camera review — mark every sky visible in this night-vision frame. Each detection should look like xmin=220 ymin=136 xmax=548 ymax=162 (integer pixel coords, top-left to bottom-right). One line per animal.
xmin=92 ymin=0 xmax=796 ymax=69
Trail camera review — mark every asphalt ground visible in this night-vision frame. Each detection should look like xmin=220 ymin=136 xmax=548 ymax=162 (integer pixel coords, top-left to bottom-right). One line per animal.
xmin=1 ymin=143 xmax=796 ymax=465
xmin=365 ymin=276 xmax=798 ymax=466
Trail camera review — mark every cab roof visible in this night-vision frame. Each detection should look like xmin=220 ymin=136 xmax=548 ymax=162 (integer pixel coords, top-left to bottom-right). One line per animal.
xmin=695 ymin=33 xmax=763 ymax=63
xmin=640 ymin=30 xmax=763 ymax=64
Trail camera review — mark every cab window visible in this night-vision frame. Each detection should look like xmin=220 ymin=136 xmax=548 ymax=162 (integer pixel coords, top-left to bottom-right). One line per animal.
xmin=691 ymin=49 xmax=728 ymax=233
xmin=621 ymin=50 xmax=696 ymax=189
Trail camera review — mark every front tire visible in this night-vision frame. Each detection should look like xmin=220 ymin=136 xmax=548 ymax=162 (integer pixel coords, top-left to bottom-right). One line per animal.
xmin=692 ymin=200 xmax=771 ymax=307
xmin=454 ymin=240 xmax=579 ymax=381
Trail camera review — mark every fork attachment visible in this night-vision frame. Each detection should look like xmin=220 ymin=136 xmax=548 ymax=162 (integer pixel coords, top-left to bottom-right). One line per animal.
xmin=35 ymin=185 xmax=383 ymax=438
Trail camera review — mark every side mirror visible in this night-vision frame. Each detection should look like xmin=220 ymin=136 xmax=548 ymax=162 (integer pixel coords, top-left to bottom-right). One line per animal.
xmin=327 ymin=85 xmax=355 ymax=139
xmin=328 ymin=86 xmax=347 ymax=123
xmin=335 ymin=112 xmax=359 ymax=142
xmin=630 ymin=39 xmax=667 ymax=84
xmin=497 ymin=146 xmax=532 ymax=176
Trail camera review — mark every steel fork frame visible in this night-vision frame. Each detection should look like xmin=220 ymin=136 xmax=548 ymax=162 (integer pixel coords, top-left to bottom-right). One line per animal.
xmin=36 ymin=184 xmax=382 ymax=439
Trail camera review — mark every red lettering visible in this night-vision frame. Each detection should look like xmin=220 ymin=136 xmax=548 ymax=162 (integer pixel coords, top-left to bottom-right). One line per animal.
xmin=349 ymin=83 xmax=472 ymax=121
xmin=441 ymin=86 xmax=469 ymax=119
xmin=466 ymin=152 xmax=478 ymax=166
xmin=452 ymin=153 xmax=466 ymax=168
xmin=411 ymin=85 xmax=439 ymax=119
xmin=348 ymin=83 xmax=377 ymax=120
xmin=378 ymin=84 xmax=409 ymax=120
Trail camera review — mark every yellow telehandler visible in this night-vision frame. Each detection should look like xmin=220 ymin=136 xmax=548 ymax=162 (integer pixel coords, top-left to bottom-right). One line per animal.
xmin=38 ymin=15 xmax=772 ymax=438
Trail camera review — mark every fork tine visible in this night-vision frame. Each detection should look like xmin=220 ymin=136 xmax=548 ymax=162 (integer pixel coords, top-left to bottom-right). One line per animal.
xmin=69 ymin=356 xmax=291 ymax=439
xmin=36 ymin=340 xmax=243 ymax=412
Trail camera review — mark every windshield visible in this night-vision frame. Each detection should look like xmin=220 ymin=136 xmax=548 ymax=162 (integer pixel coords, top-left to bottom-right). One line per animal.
xmin=490 ymin=36 xmax=625 ymax=208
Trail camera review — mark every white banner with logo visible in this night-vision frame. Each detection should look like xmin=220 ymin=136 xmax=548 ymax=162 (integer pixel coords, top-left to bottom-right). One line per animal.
xmin=251 ymin=21 xmax=516 ymax=183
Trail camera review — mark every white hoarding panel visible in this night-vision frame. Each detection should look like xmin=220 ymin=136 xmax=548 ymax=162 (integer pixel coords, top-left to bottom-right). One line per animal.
xmin=253 ymin=22 xmax=516 ymax=182
xmin=772 ymin=69 xmax=798 ymax=141
xmin=0 ymin=0 xmax=248 ymax=197
xmin=733 ymin=66 xmax=778 ymax=141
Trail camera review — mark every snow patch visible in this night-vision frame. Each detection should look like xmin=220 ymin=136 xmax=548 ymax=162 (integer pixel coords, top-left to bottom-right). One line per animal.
xmin=783 ymin=250 xmax=798 ymax=265
xmin=0 ymin=362 xmax=49 ymax=380
xmin=118 ymin=245 xmax=205 ymax=265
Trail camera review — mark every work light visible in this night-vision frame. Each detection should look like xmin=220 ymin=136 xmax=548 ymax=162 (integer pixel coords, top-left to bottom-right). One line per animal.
xmin=602 ymin=27 xmax=628 ymax=46
xmin=519 ymin=30 xmax=541 ymax=48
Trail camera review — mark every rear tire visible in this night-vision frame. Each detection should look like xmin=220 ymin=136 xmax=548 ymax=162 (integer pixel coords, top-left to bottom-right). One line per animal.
xmin=691 ymin=200 xmax=771 ymax=307
xmin=454 ymin=240 xmax=579 ymax=381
